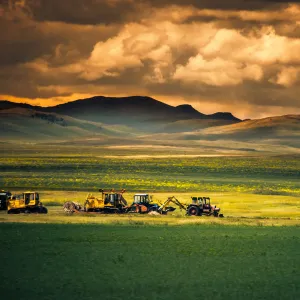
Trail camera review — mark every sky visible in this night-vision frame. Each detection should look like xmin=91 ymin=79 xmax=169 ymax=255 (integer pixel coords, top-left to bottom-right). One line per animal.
xmin=1 ymin=0 xmax=300 ymax=119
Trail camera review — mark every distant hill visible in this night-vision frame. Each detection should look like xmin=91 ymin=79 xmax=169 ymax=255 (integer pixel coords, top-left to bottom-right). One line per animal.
xmin=201 ymin=115 xmax=300 ymax=140
xmin=0 ymin=100 xmax=41 ymax=111
xmin=143 ymin=114 xmax=300 ymax=151
xmin=157 ymin=119 xmax=238 ymax=133
xmin=0 ymin=104 xmax=299 ymax=153
xmin=148 ymin=115 xmax=300 ymax=137
xmin=0 ymin=96 xmax=240 ymax=129
xmin=0 ymin=107 xmax=138 ymax=141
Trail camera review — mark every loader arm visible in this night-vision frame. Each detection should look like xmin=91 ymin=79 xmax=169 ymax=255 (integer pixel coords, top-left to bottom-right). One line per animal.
xmin=157 ymin=196 xmax=187 ymax=213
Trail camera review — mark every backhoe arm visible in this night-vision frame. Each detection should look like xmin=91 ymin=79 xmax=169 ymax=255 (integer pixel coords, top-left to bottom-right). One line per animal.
xmin=157 ymin=196 xmax=187 ymax=213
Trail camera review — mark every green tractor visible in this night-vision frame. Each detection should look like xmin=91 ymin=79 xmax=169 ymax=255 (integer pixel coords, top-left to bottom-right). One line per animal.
xmin=186 ymin=197 xmax=223 ymax=217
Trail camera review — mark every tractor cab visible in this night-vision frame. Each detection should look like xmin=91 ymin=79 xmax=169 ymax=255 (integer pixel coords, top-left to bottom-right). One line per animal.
xmin=101 ymin=189 xmax=127 ymax=207
xmin=13 ymin=192 xmax=40 ymax=205
xmin=10 ymin=192 xmax=40 ymax=204
xmin=104 ymin=193 xmax=119 ymax=205
xmin=191 ymin=197 xmax=211 ymax=208
xmin=133 ymin=194 xmax=152 ymax=205
xmin=0 ymin=190 xmax=11 ymax=210
xmin=25 ymin=192 xmax=39 ymax=205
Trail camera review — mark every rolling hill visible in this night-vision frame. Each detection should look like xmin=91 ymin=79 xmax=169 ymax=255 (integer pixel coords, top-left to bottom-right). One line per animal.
xmin=158 ymin=119 xmax=238 ymax=133
xmin=201 ymin=115 xmax=300 ymax=140
xmin=143 ymin=115 xmax=300 ymax=139
xmin=0 ymin=96 xmax=240 ymax=128
xmin=0 ymin=107 xmax=138 ymax=142
xmin=138 ymin=115 xmax=300 ymax=153
xmin=0 ymin=97 xmax=299 ymax=154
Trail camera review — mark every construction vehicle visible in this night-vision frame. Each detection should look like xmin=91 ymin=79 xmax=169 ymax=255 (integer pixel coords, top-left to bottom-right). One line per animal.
xmin=126 ymin=194 xmax=159 ymax=213
xmin=7 ymin=191 xmax=48 ymax=214
xmin=63 ymin=189 xmax=127 ymax=214
xmin=0 ymin=190 xmax=11 ymax=210
xmin=83 ymin=189 xmax=127 ymax=213
xmin=186 ymin=197 xmax=223 ymax=217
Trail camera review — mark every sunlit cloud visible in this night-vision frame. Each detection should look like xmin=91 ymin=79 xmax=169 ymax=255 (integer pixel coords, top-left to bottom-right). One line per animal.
xmin=1 ymin=1 xmax=300 ymax=118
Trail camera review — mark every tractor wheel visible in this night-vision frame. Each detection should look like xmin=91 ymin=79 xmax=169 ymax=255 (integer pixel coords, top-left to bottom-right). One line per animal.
xmin=213 ymin=211 xmax=219 ymax=217
xmin=187 ymin=206 xmax=200 ymax=216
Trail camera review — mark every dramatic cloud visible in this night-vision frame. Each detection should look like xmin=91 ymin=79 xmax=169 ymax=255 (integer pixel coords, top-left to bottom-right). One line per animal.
xmin=1 ymin=0 xmax=300 ymax=118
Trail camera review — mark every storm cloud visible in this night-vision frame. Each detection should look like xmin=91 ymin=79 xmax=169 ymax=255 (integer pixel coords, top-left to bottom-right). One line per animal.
xmin=1 ymin=0 xmax=300 ymax=118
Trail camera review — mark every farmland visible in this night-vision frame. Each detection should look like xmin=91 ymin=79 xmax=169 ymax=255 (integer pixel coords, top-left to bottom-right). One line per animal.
xmin=1 ymin=146 xmax=300 ymax=300
xmin=0 ymin=223 xmax=299 ymax=300
xmin=0 ymin=147 xmax=299 ymax=196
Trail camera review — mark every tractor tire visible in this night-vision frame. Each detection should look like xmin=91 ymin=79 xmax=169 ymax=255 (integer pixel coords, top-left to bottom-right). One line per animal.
xmin=213 ymin=211 xmax=219 ymax=217
xmin=187 ymin=206 xmax=200 ymax=216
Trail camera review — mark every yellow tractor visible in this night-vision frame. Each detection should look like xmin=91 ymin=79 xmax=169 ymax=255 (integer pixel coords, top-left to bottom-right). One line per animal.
xmin=83 ymin=189 xmax=127 ymax=213
xmin=7 ymin=191 xmax=48 ymax=214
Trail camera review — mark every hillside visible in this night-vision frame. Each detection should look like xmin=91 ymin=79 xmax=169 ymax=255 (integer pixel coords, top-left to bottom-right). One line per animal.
xmin=0 ymin=97 xmax=240 ymax=128
xmin=0 ymin=98 xmax=299 ymax=154
xmin=139 ymin=115 xmax=300 ymax=153
xmin=158 ymin=119 xmax=238 ymax=133
xmin=0 ymin=107 xmax=138 ymax=142
xmin=201 ymin=115 xmax=300 ymax=140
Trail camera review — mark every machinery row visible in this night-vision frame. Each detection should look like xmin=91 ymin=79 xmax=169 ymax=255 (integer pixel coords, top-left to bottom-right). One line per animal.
xmin=63 ymin=189 xmax=223 ymax=217
xmin=0 ymin=189 xmax=223 ymax=217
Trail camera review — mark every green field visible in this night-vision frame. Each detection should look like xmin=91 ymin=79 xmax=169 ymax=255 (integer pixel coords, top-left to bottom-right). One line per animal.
xmin=1 ymin=149 xmax=299 ymax=196
xmin=1 ymin=146 xmax=300 ymax=300
xmin=1 ymin=223 xmax=299 ymax=300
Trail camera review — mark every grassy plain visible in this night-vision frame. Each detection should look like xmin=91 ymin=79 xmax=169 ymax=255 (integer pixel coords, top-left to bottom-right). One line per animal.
xmin=1 ymin=145 xmax=300 ymax=299
xmin=1 ymin=223 xmax=299 ymax=300
xmin=1 ymin=145 xmax=299 ymax=196
xmin=1 ymin=145 xmax=299 ymax=224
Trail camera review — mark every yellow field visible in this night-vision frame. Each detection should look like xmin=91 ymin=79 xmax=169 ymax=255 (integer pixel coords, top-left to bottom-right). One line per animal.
xmin=1 ymin=191 xmax=299 ymax=226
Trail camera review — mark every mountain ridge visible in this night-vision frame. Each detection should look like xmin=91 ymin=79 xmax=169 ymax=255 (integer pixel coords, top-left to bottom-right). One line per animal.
xmin=0 ymin=96 xmax=241 ymax=124
xmin=0 ymin=105 xmax=299 ymax=153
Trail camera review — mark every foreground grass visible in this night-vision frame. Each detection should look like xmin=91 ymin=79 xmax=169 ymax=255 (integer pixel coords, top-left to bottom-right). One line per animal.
xmin=0 ymin=223 xmax=299 ymax=300
xmin=0 ymin=208 xmax=299 ymax=227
